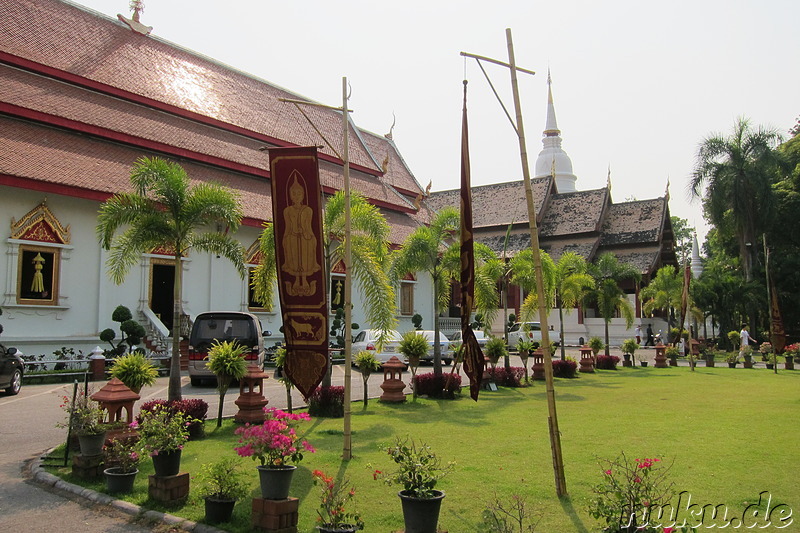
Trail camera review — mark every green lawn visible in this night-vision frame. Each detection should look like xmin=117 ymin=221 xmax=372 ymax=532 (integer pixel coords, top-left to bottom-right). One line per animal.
xmin=48 ymin=366 xmax=800 ymax=532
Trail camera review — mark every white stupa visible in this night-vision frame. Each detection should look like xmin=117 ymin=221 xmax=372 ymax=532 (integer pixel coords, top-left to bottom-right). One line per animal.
xmin=691 ymin=232 xmax=703 ymax=278
xmin=534 ymin=71 xmax=578 ymax=193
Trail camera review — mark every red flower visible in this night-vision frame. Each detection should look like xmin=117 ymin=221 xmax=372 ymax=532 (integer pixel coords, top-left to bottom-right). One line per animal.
xmin=373 ymin=469 xmax=382 ymax=480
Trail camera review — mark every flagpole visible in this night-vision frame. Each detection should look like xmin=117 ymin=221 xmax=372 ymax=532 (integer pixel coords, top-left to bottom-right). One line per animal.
xmin=342 ymin=76 xmax=354 ymax=459
xmin=506 ymin=28 xmax=567 ymax=497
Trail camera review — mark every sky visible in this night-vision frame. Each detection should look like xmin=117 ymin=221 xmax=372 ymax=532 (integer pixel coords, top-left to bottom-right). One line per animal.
xmin=69 ymin=0 xmax=799 ymax=243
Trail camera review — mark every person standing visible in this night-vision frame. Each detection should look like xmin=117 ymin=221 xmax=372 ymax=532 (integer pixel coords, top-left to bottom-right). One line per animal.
xmin=635 ymin=324 xmax=642 ymax=344
xmin=646 ymin=324 xmax=654 ymax=346
xmin=739 ymin=324 xmax=754 ymax=357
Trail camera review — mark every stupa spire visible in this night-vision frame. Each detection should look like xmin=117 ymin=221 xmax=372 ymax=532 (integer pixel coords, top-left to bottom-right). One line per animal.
xmin=534 ymin=69 xmax=577 ymax=192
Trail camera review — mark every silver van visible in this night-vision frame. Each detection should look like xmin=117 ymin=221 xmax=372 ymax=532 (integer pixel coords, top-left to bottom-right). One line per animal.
xmin=187 ymin=312 xmax=268 ymax=386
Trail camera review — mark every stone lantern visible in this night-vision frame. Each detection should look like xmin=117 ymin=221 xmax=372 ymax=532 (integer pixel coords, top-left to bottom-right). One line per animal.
xmin=91 ymin=377 xmax=140 ymax=440
xmin=234 ymin=364 xmax=270 ymax=423
xmin=654 ymin=343 xmax=668 ymax=368
xmin=379 ymin=356 xmax=407 ymax=402
xmin=531 ymin=348 xmax=545 ymax=380
xmin=579 ymin=346 xmax=595 ymax=373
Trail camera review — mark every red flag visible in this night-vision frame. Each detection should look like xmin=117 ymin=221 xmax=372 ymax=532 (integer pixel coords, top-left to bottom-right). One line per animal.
xmin=268 ymin=147 xmax=328 ymax=400
xmin=459 ymin=80 xmax=484 ymax=401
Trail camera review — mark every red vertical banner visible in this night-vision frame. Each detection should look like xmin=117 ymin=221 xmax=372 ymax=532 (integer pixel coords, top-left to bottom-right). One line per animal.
xmin=269 ymin=146 xmax=328 ymax=400
xmin=459 ymin=80 xmax=484 ymax=401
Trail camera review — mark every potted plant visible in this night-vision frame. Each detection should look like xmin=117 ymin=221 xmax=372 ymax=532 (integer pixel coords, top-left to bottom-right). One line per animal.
xmin=234 ymin=407 xmax=315 ymax=500
xmin=108 ymin=352 xmax=159 ymax=394
xmin=766 ymin=353 xmax=777 ymax=370
xmin=206 ymin=340 xmax=248 ymax=428
xmin=132 ymin=404 xmax=192 ymax=476
xmin=588 ymin=336 xmax=604 ymax=357
xmin=484 ymin=336 xmax=507 ymax=374
xmin=517 ymin=339 xmax=534 ymax=382
xmin=759 ymin=341 xmax=773 ymax=362
xmin=398 ymin=331 xmax=429 ymax=396
xmin=664 ymin=345 xmax=680 ymax=367
xmin=312 ymin=469 xmax=364 ymax=532
xmin=196 ymin=458 xmax=250 ymax=524
xmin=59 ymin=389 xmax=108 ymax=456
xmin=620 ymin=338 xmax=639 ymax=367
xmin=355 ymin=350 xmax=381 ymax=406
xmin=374 ymin=436 xmax=454 ymax=533
xmin=784 ymin=343 xmax=798 ymax=370
xmin=103 ymin=436 xmax=142 ymax=493
xmin=725 ymin=352 xmax=740 ymax=368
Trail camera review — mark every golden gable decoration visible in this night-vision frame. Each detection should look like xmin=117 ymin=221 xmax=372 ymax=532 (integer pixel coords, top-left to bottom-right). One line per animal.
xmin=11 ymin=201 xmax=70 ymax=244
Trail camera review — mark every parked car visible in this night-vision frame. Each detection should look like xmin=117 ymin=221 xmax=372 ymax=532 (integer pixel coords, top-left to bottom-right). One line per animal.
xmin=449 ymin=329 xmax=491 ymax=349
xmin=351 ymin=329 xmax=402 ymax=364
xmin=412 ymin=330 xmax=454 ymax=365
xmin=508 ymin=322 xmax=542 ymax=345
xmin=0 ymin=343 xmax=23 ymax=395
xmin=187 ymin=312 xmax=270 ymax=386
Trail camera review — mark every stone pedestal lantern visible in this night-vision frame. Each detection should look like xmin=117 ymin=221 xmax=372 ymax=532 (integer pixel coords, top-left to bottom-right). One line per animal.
xmin=579 ymin=346 xmax=595 ymax=373
xmin=91 ymin=377 xmax=140 ymax=440
xmin=88 ymin=346 xmax=106 ymax=381
xmin=234 ymin=364 xmax=270 ymax=424
xmin=379 ymin=356 xmax=407 ymax=402
xmin=654 ymin=343 xmax=668 ymax=368
xmin=531 ymin=349 xmax=545 ymax=380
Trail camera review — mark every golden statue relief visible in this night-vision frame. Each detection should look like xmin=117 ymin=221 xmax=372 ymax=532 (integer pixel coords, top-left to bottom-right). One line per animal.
xmin=281 ymin=170 xmax=321 ymax=296
xmin=31 ymin=252 xmax=45 ymax=293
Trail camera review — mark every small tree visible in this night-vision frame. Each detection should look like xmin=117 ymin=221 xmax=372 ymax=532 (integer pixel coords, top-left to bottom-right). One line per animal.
xmin=398 ymin=331 xmax=429 ymax=398
xmin=485 ymin=336 xmax=507 ymax=374
xmin=206 ymin=340 xmax=248 ymax=428
xmin=329 ymin=308 xmax=359 ymax=348
xmin=99 ymin=305 xmax=147 ymax=356
xmin=109 ymin=352 xmax=158 ymax=393
xmin=355 ymin=350 xmax=381 ymax=406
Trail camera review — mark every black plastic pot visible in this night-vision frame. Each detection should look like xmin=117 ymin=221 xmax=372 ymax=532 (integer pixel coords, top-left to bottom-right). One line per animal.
xmin=104 ymin=467 xmax=138 ymax=493
xmin=151 ymin=449 xmax=181 ymax=477
xmin=398 ymin=490 xmax=445 ymax=533
xmin=204 ymin=497 xmax=236 ymax=523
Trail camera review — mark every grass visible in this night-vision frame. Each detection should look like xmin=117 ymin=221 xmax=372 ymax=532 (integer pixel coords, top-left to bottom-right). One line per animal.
xmin=45 ymin=366 xmax=800 ymax=532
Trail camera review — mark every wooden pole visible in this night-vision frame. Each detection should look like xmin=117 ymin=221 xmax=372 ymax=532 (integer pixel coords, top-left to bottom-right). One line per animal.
xmin=342 ymin=77 xmax=354 ymax=459
xmin=505 ymin=28 xmax=567 ymax=497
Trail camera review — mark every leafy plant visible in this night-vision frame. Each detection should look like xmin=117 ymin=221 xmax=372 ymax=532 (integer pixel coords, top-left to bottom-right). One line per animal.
xmin=132 ymin=403 xmax=192 ymax=455
xmin=139 ymin=398 xmax=207 ymax=439
xmin=355 ymin=350 xmax=381 ymax=406
xmin=412 ymin=313 xmax=423 ymax=330
xmin=109 ymin=352 xmax=158 ymax=393
xmin=620 ymin=338 xmax=639 ymax=357
xmin=552 ymin=358 xmax=577 ymax=378
xmin=725 ymin=352 xmax=740 ymax=364
xmin=664 ymin=346 xmax=680 ymax=359
xmin=58 ymin=388 xmax=107 ymax=436
xmin=234 ymin=407 xmax=314 ymax=466
xmin=413 ymin=372 xmax=462 ymax=398
xmin=486 ymin=367 xmax=525 ymax=387
xmin=329 ymin=307 xmax=359 ymax=348
xmin=485 ymin=336 xmax=507 ymax=368
xmin=195 ymin=458 xmax=250 ymax=500
xmin=103 ymin=436 xmax=142 ymax=473
xmin=588 ymin=452 xmax=675 ymax=533
xmin=312 ymin=469 xmax=364 ymax=530
xmin=595 ymin=355 xmax=620 ymax=370
xmin=727 ymin=330 xmax=741 ymax=348
xmin=206 ymin=340 xmax=248 ymax=428
xmin=308 ymin=386 xmax=345 ymax=418
xmin=588 ymin=336 xmax=605 ymax=355
xmin=374 ymin=437 xmax=454 ymax=499
xmin=399 ymin=330 xmax=429 ymax=394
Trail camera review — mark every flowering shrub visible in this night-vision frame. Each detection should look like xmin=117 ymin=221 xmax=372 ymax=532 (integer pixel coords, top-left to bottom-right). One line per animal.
xmin=595 ymin=355 xmax=621 ymax=370
xmin=588 ymin=452 xmax=675 ymax=532
xmin=785 ymin=343 xmax=800 ymax=358
xmin=413 ymin=372 xmax=462 ymax=397
xmin=234 ymin=407 xmax=315 ymax=466
xmin=312 ymin=469 xmax=364 ymax=530
xmin=759 ymin=342 xmax=773 ymax=355
xmin=374 ymin=436 xmax=454 ymax=499
xmin=132 ymin=404 xmax=192 ymax=456
xmin=486 ymin=367 xmax=525 ymax=387
xmin=552 ymin=358 xmax=577 ymax=378
xmin=58 ymin=389 xmax=106 ymax=436
xmin=103 ymin=436 xmax=142 ymax=473
xmin=308 ymin=386 xmax=345 ymax=418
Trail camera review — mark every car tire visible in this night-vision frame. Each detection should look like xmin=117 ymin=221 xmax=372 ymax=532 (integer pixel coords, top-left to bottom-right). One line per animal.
xmin=190 ymin=376 xmax=202 ymax=387
xmin=443 ymin=358 xmax=452 ymax=365
xmin=5 ymin=369 xmax=21 ymax=395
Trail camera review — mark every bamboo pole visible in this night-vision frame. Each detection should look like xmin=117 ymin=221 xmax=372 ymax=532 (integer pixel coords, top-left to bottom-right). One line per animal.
xmin=505 ymin=28 xmax=567 ymax=497
xmin=342 ymin=77 xmax=354 ymax=459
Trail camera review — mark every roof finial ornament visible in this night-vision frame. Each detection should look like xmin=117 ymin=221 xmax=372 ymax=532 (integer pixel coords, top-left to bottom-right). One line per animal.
xmin=385 ymin=112 xmax=396 ymax=140
xmin=607 ymin=164 xmax=612 ymax=190
xmin=665 ymin=176 xmax=671 ymax=201
xmin=118 ymin=0 xmax=153 ymax=35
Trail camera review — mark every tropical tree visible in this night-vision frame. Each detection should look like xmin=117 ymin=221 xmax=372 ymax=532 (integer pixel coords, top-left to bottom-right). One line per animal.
xmin=690 ymin=117 xmax=783 ymax=281
xmin=586 ymin=253 xmax=641 ymax=356
xmin=252 ymin=190 xmax=396 ymax=345
xmin=390 ymin=206 xmax=499 ymax=376
xmin=206 ymin=340 xmax=248 ymax=428
xmin=97 ymin=157 xmax=245 ymax=401
xmin=640 ymin=265 xmax=683 ymax=340
xmin=552 ymin=253 xmax=595 ymax=360
xmin=670 ymin=216 xmax=694 ymax=263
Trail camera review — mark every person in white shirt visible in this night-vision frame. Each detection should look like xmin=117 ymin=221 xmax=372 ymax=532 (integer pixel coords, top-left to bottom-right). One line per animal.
xmin=739 ymin=324 xmax=754 ymax=356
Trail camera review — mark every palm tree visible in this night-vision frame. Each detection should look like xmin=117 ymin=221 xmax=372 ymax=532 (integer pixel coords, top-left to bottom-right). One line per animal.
xmin=586 ymin=253 xmax=641 ymax=356
xmin=511 ymin=248 xmax=557 ymax=321
xmin=552 ymin=253 xmax=595 ymax=360
xmin=690 ymin=117 xmax=782 ymax=281
xmin=97 ymin=157 xmax=245 ymax=401
xmin=640 ymin=265 xmax=683 ymax=340
xmin=391 ymin=207 xmax=498 ymax=376
xmin=252 ymin=190 xmax=397 ymax=350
